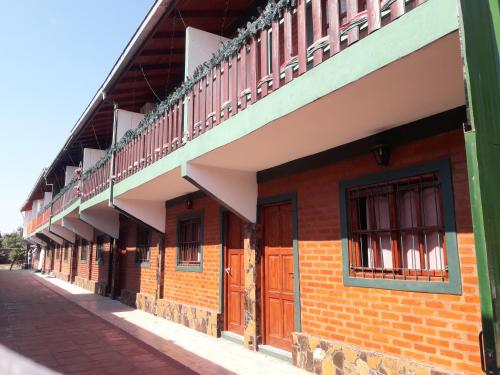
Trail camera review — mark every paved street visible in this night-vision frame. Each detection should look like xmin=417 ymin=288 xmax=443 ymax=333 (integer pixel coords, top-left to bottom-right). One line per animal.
xmin=0 ymin=270 xmax=199 ymax=374
xmin=0 ymin=270 xmax=306 ymax=375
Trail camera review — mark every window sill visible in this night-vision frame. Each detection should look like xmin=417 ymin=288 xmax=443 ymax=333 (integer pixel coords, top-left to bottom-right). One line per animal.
xmin=80 ymin=260 xmax=87 ymax=264
xmin=175 ymin=264 xmax=202 ymax=273
xmin=343 ymin=275 xmax=461 ymax=295
xmin=135 ymin=261 xmax=151 ymax=269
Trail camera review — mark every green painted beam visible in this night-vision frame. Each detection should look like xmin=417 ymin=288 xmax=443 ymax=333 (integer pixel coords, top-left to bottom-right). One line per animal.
xmin=458 ymin=0 xmax=500 ymax=371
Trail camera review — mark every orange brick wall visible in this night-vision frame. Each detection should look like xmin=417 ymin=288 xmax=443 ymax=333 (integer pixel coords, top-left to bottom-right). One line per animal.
xmin=259 ymin=130 xmax=482 ymax=374
xmin=163 ymin=197 xmax=221 ymax=311
xmin=119 ymin=218 xmax=159 ymax=296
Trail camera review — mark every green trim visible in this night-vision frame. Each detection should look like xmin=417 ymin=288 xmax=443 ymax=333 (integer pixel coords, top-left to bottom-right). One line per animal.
xmin=339 ymin=159 xmax=462 ymax=295
xmin=175 ymin=211 xmax=204 ymax=273
xmin=257 ymin=345 xmax=292 ymax=363
xmin=79 ymin=188 xmax=110 ymax=212
xmin=51 ymin=198 xmax=81 ymax=224
xmin=459 ymin=0 xmax=500 ymax=367
xmin=112 ymin=0 xmax=457 ymax=199
xmin=258 ymin=193 xmax=301 ymax=333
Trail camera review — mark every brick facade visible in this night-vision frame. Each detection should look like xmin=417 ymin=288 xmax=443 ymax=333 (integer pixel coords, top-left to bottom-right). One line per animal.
xmin=259 ymin=130 xmax=481 ymax=374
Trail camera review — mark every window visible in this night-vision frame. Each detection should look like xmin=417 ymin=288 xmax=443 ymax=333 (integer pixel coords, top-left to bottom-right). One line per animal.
xmin=63 ymin=243 xmax=69 ymax=261
xmin=96 ymin=235 xmax=106 ymax=264
xmin=80 ymin=239 xmax=88 ymax=263
xmin=340 ymin=160 xmax=461 ymax=294
xmin=177 ymin=214 xmax=203 ymax=271
xmin=55 ymin=246 xmax=60 ymax=260
xmin=135 ymin=225 xmax=151 ymax=264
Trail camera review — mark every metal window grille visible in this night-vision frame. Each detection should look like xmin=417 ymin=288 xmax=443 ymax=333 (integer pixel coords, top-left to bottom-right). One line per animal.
xmin=178 ymin=217 xmax=202 ymax=267
xmin=135 ymin=226 xmax=151 ymax=263
xmin=346 ymin=173 xmax=447 ymax=282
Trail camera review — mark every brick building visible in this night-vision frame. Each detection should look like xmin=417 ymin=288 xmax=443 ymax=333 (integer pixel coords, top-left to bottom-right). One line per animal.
xmin=21 ymin=0 xmax=500 ymax=374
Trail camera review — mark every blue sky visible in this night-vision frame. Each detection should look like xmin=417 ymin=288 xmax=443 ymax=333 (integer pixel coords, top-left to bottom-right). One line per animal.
xmin=0 ymin=0 xmax=154 ymax=234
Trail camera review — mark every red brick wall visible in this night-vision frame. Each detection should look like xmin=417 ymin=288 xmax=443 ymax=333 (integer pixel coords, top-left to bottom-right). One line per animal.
xmin=119 ymin=218 xmax=158 ymax=296
xmin=259 ymin=130 xmax=481 ymax=374
xmin=163 ymin=197 xmax=221 ymax=311
xmin=60 ymin=244 xmax=72 ymax=275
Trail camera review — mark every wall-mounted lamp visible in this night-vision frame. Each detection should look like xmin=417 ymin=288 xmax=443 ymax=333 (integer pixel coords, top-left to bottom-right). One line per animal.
xmin=371 ymin=144 xmax=391 ymax=166
xmin=184 ymin=197 xmax=193 ymax=210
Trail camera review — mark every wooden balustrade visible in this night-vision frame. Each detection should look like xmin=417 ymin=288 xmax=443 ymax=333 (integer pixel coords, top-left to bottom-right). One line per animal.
xmin=77 ymin=0 xmax=425 ymax=194
xmin=81 ymin=158 xmax=111 ymax=202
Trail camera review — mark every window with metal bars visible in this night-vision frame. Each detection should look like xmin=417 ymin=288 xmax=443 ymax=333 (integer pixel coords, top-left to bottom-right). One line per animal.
xmin=64 ymin=243 xmax=69 ymax=261
xmin=346 ymin=173 xmax=447 ymax=281
xmin=135 ymin=225 xmax=151 ymax=263
xmin=177 ymin=215 xmax=203 ymax=270
xmin=80 ymin=239 xmax=88 ymax=263
xmin=96 ymin=235 xmax=106 ymax=264
xmin=55 ymin=246 xmax=60 ymax=260
xmin=340 ymin=160 xmax=461 ymax=294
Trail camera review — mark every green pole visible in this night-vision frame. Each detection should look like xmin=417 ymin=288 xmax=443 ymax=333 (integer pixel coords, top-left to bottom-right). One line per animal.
xmin=458 ymin=0 xmax=500 ymax=372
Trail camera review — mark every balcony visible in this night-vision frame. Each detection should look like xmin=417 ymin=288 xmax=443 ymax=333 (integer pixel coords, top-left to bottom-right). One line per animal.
xmin=52 ymin=177 xmax=81 ymax=217
xmin=26 ymin=207 xmax=50 ymax=235
xmin=32 ymin=0 xmax=464 ymax=233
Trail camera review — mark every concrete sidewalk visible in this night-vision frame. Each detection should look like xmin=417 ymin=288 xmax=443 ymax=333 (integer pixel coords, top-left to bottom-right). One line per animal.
xmin=33 ymin=271 xmax=307 ymax=375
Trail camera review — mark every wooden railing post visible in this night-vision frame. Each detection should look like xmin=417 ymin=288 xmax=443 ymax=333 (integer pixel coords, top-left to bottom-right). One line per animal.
xmin=367 ymin=0 xmax=381 ymax=34
xmin=297 ymin=0 xmax=307 ymax=74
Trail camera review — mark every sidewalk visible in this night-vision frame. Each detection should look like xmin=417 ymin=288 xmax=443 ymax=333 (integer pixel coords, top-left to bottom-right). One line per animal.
xmin=33 ymin=271 xmax=307 ymax=375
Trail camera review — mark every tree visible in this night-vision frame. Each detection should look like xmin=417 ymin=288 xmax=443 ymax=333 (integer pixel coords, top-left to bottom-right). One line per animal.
xmin=2 ymin=229 xmax=27 ymax=270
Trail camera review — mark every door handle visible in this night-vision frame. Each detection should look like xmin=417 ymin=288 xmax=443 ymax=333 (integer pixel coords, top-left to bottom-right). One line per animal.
xmin=225 ymin=267 xmax=231 ymax=276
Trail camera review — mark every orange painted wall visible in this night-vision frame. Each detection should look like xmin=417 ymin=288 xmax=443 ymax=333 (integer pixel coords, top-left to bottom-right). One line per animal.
xmin=258 ymin=130 xmax=481 ymax=374
xmin=163 ymin=197 xmax=221 ymax=311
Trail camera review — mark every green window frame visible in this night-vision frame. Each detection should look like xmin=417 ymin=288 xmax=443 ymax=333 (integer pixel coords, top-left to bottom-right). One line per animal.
xmin=135 ymin=225 xmax=151 ymax=266
xmin=95 ymin=235 xmax=106 ymax=265
xmin=176 ymin=211 xmax=204 ymax=272
xmin=80 ymin=239 xmax=88 ymax=263
xmin=339 ymin=159 xmax=462 ymax=294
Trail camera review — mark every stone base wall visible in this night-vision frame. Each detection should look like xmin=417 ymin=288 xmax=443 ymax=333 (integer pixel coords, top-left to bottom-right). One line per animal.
xmin=156 ymin=299 xmax=223 ymax=337
xmin=74 ymin=276 xmax=107 ymax=296
xmin=292 ymin=332 xmax=454 ymax=375
xmin=53 ymin=271 xmax=70 ymax=283
xmin=119 ymin=289 xmax=222 ymax=337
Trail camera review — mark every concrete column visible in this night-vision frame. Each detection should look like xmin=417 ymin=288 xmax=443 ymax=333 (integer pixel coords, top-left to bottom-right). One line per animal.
xmin=243 ymin=223 xmax=260 ymax=350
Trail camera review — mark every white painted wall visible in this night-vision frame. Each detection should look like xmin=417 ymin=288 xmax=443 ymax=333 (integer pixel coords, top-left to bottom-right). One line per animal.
xmin=185 ymin=27 xmax=229 ymax=78
xmin=65 ymin=166 xmax=79 ymax=185
xmin=62 ymin=217 xmax=94 ymax=242
xmin=43 ymin=192 xmax=53 ymax=207
xmin=116 ymin=109 xmax=145 ymax=141
xmin=182 ymin=163 xmax=258 ymax=223
xmin=80 ymin=208 xmax=120 ymax=239
xmin=83 ymin=148 xmax=107 ymax=172
xmin=113 ymin=197 xmax=165 ymax=233
xmin=50 ymin=224 xmax=75 ymax=244
xmin=33 ymin=199 xmax=44 ymax=214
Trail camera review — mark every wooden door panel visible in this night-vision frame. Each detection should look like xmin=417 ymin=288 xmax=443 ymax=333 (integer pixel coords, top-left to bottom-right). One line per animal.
xmin=283 ymin=254 xmax=295 ymax=295
xmin=226 ymin=213 xmax=245 ymax=335
xmin=283 ymin=300 xmax=295 ymax=344
xmin=263 ymin=202 xmax=295 ymax=351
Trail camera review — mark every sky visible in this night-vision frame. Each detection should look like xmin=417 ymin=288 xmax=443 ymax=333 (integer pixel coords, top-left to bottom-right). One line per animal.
xmin=0 ymin=0 xmax=155 ymax=235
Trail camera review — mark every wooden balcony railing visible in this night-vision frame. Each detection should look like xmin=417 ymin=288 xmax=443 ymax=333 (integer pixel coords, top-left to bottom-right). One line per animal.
xmin=27 ymin=207 xmax=50 ymax=234
xmin=51 ymin=178 xmax=81 ymax=216
xmin=81 ymin=158 xmax=111 ymax=202
xmin=63 ymin=0 xmax=427 ymax=204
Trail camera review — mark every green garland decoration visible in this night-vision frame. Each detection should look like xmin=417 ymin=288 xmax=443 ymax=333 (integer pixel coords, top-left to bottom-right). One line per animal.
xmin=44 ymin=0 xmax=299 ymax=211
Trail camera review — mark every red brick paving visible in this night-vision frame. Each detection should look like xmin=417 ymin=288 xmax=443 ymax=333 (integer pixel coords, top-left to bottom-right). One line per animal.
xmin=0 ymin=270 xmax=199 ymax=374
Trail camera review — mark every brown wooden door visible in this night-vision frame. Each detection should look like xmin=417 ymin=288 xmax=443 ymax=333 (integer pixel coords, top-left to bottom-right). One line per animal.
xmin=263 ymin=202 xmax=295 ymax=351
xmin=226 ymin=213 xmax=245 ymax=335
